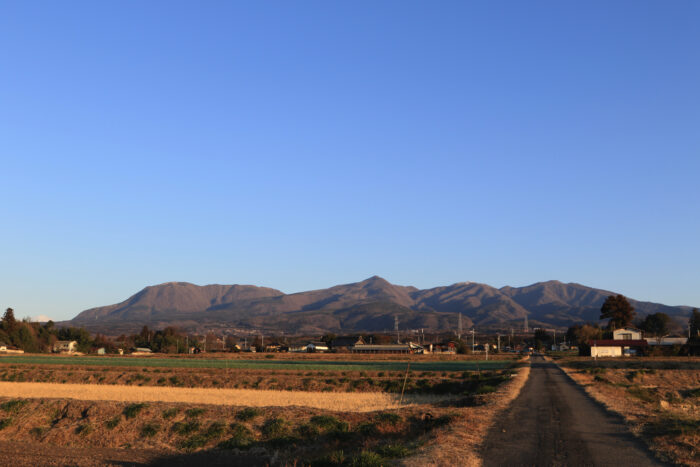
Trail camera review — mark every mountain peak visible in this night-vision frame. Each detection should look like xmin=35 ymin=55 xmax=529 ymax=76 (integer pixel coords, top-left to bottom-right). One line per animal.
xmin=363 ymin=275 xmax=388 ymax=282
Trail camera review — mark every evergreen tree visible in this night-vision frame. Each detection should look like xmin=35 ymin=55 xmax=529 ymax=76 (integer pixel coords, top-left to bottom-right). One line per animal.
xmin=690 ymin=308 xmax=700 ymax=341
xmin=2 ymin=308 xmax=17 ymax=333
xmin=600 ymin=295 xmax=635 ymax=329
xmin=641 ymin=312 xmax=671 ymax=339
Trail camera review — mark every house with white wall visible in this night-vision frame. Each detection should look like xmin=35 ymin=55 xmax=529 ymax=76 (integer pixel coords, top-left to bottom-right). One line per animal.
xmin=590 ymin=327 xmax=647 ymax=357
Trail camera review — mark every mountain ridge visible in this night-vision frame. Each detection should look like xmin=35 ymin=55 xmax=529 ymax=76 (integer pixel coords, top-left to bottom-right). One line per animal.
xmin=67 ymin=277 xmax=696 ymax=335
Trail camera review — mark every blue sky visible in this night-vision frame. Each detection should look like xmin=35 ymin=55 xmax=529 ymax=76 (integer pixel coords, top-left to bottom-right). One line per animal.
xmin=1 ymin=1 xmax=698 ymax=321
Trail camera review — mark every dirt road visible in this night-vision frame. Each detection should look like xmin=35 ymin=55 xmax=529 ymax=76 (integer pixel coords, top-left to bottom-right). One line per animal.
xmin=481 ymin=356 xmax=665 ymax=467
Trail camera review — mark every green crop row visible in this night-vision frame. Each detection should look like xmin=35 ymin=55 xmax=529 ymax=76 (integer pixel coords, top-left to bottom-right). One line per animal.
xmin=0 ymin=355 xmax=510 ymax=372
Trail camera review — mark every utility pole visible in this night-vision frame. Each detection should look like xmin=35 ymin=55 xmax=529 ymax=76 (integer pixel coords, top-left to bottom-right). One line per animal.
xmin=594 ymin=340 xmax=597 ymax=361
xmin=553 ymin=329 xmax=556 ymax=350
xmin=471 ymin=329 xmax=475 ymax=353
xmin=395 ymin=316 xmax=400 ymax=343
xmin=497 ymin=335 xmax=500 ymax=352
xmin=509 ymin=328 xmax=513 ymax=349
xmin=458 ymin=313 xmax=463 ymax=340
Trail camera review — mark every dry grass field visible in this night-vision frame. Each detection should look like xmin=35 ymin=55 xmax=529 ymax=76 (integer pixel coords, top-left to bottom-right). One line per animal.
xmin=0 ymin=397 xmax=453 ymax=465
xmin=559 ymin=358 xmax=700 ymax=466
xmin=402 ymin=361 xmax=531 ymax=467
xmin=0 ymin=381 xmax=449 ymax=411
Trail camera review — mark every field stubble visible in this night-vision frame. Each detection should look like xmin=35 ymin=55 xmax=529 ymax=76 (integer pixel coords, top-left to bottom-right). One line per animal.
xmin=560 ymin=358 xmax=700 ymax=466
xmin=0 ymin=381 xmax=449 ymax=411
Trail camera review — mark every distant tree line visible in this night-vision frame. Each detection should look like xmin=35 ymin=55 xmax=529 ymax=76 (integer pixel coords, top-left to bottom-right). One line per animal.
xmin=0 ymin=308 xmax=94 ymax=353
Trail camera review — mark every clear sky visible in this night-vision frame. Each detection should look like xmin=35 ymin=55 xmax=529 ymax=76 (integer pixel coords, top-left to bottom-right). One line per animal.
xmin=1 ymin=1 xmax=699 ymax=322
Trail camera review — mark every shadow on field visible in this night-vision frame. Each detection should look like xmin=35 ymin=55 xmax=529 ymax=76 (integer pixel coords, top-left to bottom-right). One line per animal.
xmin=146 ymin=450 xmax=268 ymax=466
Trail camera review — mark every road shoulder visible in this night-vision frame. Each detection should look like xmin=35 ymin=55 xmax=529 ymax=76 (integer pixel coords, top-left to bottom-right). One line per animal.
xmin=401 ymin=358 xmax=531 ymax=467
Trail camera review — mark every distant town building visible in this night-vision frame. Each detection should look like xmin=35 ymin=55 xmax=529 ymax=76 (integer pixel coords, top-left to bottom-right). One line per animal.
xmin=645 ymin=336 xmax=688 ymax=346
xmin=352 ymin=342 xmax=424 ymax=354
xmin=288 ymin=342 xmax=307 ymax=353
xmin=264 ymin=343 xmax=288 ymax=352
xmin=53 ymin=340 xmax=78 ymax=353
xmin=329 ymin=336 xmax=365 ymax=352
xmin=306 ymin=342 xmax=329 ymax=353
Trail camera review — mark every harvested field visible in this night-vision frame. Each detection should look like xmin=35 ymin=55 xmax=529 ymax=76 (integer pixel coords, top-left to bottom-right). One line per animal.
xmin=0 ymin=397 xmax=459 ymax=465
xmin=560 ymin=359 xmax=700 ymax=466
xmin=0 ymin=355 xmax=525 ymax=465
xmin=0 ymin=363 xmax=512 ymax=394
xmin=0 ymin=382 xmax=447 ymax=411
xmin=561 ymin=356 xmax=700 ymax=371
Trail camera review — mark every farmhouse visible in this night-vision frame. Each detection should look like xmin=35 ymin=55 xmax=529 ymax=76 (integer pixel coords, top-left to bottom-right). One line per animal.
xmin=351 ymin=342 xmax=424 ymax=354
xmin=0 ymin=342 xmax=6 ymax=352
xmin=53 ymin=340 xmax=78 ymax=353
xmin=329 ymin=336 xmax=365 ymax=352
xmin=613 ymin=327 xmax=642 ymax=340
xmin=590 ymin=327 xmax=647 ymax=357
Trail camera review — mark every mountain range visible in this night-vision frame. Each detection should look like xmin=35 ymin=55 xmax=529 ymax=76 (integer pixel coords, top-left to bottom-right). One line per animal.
xmin=66 ymin=277 xmax=696 ymax=335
